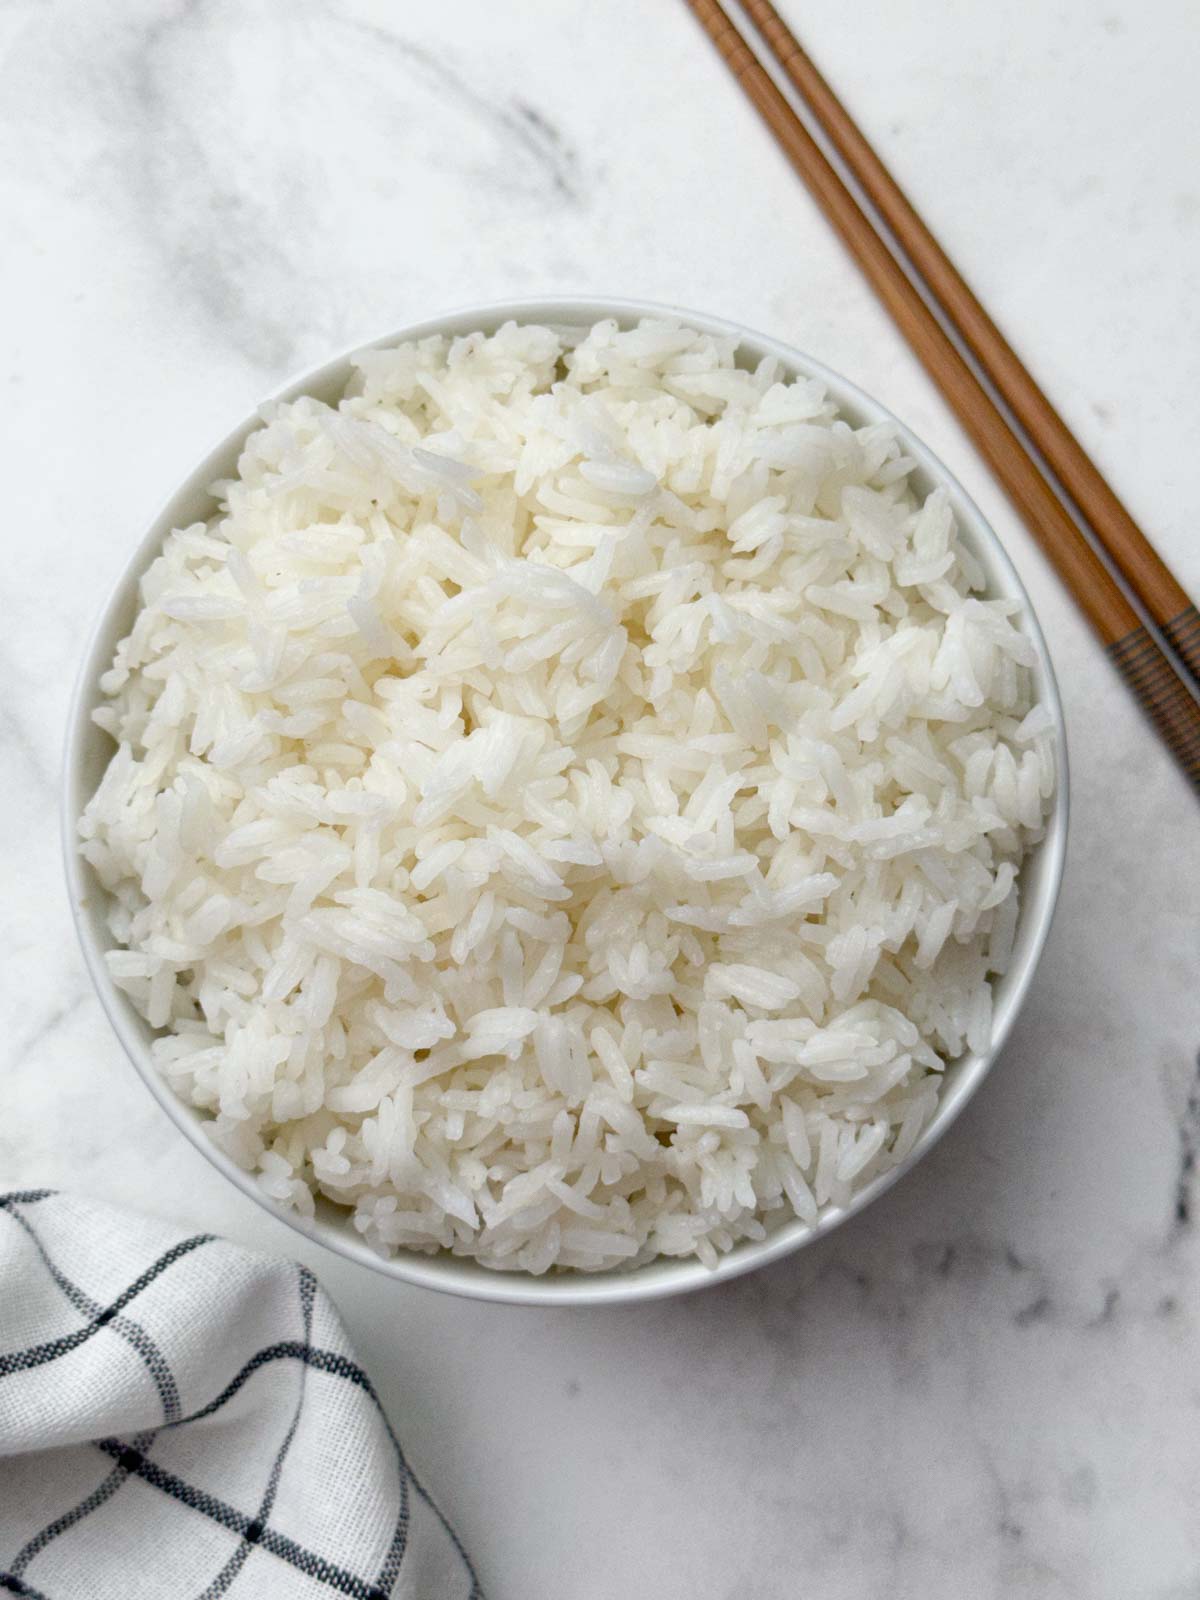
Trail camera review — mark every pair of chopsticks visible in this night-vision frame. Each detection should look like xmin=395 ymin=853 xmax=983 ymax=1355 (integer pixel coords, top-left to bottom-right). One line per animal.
xmin=684 ymin=0 xmax=1200 ymax=796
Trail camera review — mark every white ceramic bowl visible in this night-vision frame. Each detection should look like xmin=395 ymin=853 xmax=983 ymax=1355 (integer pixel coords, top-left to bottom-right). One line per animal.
xmin=63 ymin=296 xmax=1068 ymax=1306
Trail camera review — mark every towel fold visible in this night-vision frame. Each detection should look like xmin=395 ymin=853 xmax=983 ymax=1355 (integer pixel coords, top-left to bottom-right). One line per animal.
xmin=0 ymin=1191 xmax=480 ymax=1599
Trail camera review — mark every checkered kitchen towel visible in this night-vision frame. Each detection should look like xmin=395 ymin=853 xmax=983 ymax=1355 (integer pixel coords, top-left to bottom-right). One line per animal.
xmin=0 ymin=1191 xmax=481 ymax=1599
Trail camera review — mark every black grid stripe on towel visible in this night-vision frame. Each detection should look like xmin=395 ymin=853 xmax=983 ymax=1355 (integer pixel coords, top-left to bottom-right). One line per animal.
xmin=0 ymin=1191 xmax=481 ymax=1600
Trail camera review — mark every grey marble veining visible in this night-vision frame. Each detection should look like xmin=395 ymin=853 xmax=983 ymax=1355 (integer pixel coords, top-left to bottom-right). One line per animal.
xmin=2 ymin=1 xmax=1199 ymax=1596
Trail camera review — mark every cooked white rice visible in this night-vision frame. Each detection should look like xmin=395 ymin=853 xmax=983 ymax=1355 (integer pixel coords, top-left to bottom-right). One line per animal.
xmin=80 ymin=317 xmax=1055 ymax=1274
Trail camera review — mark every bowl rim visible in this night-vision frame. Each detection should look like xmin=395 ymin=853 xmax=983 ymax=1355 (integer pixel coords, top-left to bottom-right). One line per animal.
xmin=62 ymin=293 xmax=1069 ymax=1307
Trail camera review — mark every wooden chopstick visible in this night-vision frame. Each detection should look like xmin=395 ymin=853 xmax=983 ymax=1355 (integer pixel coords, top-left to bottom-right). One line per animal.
xmin=683 ymin=0 xmax=1200 ymax=795
xmin=738 ymin=0 xmax=1200 ymax=697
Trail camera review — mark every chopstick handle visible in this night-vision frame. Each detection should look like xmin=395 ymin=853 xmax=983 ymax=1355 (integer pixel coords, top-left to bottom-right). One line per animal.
xmin=1163 ymin=606 xmax=1200 ymax=685
xmin=740 ymin=0 xmax=1197 ymax=644
xmin=684 ymin=0 xmax=1200 ymax=795
xmin=1108 ymin=627 xmax=1200 ymax=790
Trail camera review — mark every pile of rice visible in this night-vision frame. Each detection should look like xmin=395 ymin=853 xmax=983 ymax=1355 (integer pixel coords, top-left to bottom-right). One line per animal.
xmin=81 ymin=318 xmax=1055 ymax=1274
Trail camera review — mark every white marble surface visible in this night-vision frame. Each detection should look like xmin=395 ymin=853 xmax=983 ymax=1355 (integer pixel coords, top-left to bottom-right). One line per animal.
xmin=3 ymin=0 xmax=1200 ymax=1594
